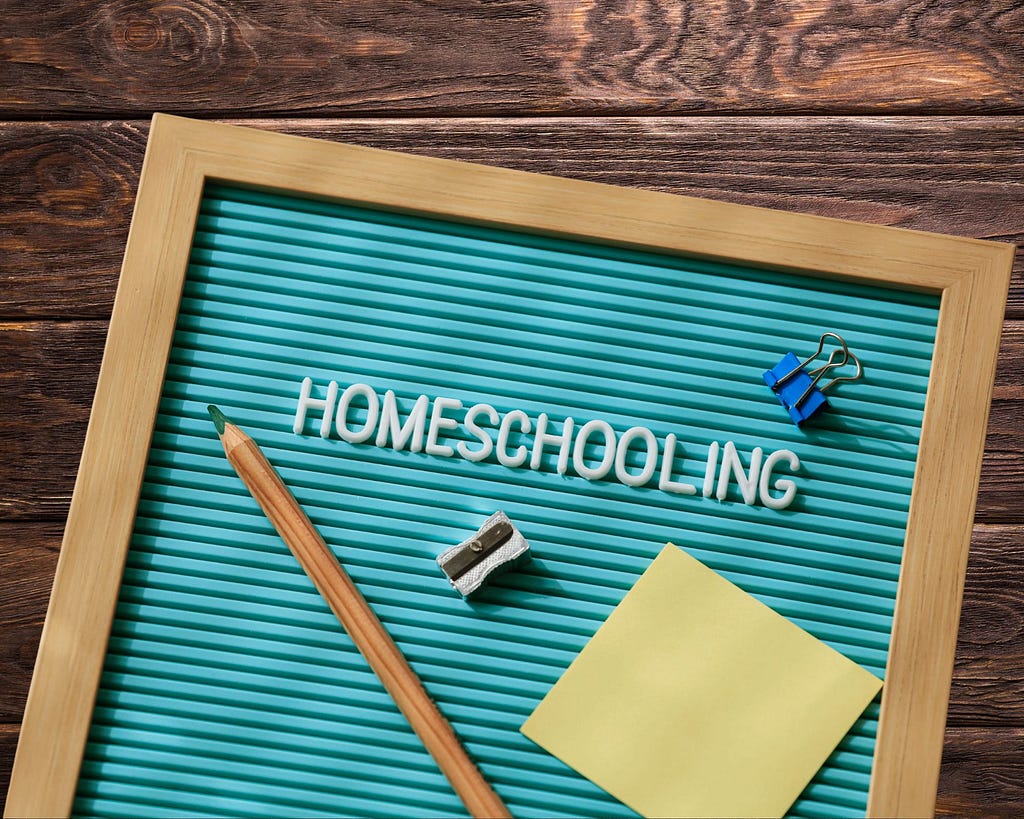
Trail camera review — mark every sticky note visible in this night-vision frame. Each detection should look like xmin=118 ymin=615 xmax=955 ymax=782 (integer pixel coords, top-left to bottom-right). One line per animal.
xmin=521 ymin=543 xmax=883 ymax=818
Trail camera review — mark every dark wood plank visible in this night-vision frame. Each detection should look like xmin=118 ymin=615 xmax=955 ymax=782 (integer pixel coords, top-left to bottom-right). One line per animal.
xmin=1 ymin=723 xmax=22 ymax=815
xmin=0 ymin=0 xmax=562 ymax=119
xmin=2 ymin=117 xmax=1022 ymax=320
xmin=948 ymin=525 xmax=1024 ymax=726
xmin=976 ymin=326 xmax=1024 ymax=525
xmin=938 ymin=727 xmax=1024 ymax=817
xmin=0 ymin=524 xmax=53 ymax=810
xmin=549 ymin=0 xmax=1024 ymax=116
xmin=2 ymin=1 xmax=1023 ymax=118
xmin=0 ymin=523 xmax=60 ymax=722
xmin=0 ymin=121 xmax=148 ymax=318
xmin=0 ymin=322 xmax=102 ymax=520
xmin=4 ymin=319 xmax=1019 ymax=522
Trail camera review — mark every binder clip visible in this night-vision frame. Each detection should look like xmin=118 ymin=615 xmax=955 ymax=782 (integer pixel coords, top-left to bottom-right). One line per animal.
xmin=763 ymin=332 xmax=863 ymax=426
xmin=437 ymin=511 xmax=532 ymax=597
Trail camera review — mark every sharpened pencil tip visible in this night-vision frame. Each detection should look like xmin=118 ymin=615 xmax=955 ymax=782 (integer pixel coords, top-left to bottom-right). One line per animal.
xmin=208 ymin=405 xmax=228 ymax=435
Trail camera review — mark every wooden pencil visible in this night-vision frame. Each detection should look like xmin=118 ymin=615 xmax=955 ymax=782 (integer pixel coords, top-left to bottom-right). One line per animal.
xmin=208 ymin=405 xmax=511 ymax=819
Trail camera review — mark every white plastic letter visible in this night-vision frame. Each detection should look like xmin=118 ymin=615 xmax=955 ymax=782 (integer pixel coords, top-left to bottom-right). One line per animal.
xmin=531 ymin=413 xmax=575 ymax=474
xmin=375 ymin=390 xmax=429 ymax=452
xmin=659 ymin=433 xmax=697 ymax=495
xmin=335 ymin=383 xmax=380 ymax=443
xmin=758 ymin=448 xmax=801 ymax=510
xmin=716 ymin=441 xmax=763 ymax=505
xmin=702 ymin=441 xmax=719 ymax=497
xmin=425 ymin=397 xmax=463 ymax=457
xmin=496 ymin=410 xmax=532 ymax=468
xmin=293 ymin=377 xmax=339 ymax=438
xmin=572 ymin=419 xmax=617 ymax=480
xmin=614 ymin=426 xmax=659 ymax=487
xmin=457 ymin=403 xmax=498 ymax=462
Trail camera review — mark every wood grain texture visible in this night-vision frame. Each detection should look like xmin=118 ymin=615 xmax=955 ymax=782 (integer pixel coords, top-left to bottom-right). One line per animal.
xmin=0 ymin=322 xmax=102 ymax=521
xmin=0 ymin=724 xmax=22 ymax=816
xmin=0 ymin=122 xmax=148 ymax=317
xmin=979 ymin=325 xmax=1024 ymax=524
xmin=936 ymin=728 xmax=1024 ymax=817
xmin=2 ymin=1 xmax=1023 ymax=117
xmin=549 ymin=0 xmax=1024 ymax=115
xmin=0 ymin=0 xmax=561 ymax=118
xmin=948 ymin=525 xmax=1024 ymax=727
xmin=0 ymin=523 xmax=58 ymax=814
xmin=0 ymin=525 xmax=60 ymax=722
xmin=2 ymin=118 xmax=1022 ymax=320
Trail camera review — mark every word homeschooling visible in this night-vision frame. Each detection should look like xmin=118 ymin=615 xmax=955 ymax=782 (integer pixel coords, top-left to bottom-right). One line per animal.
xmin=292 ymin=377 xmax=802 ymax=510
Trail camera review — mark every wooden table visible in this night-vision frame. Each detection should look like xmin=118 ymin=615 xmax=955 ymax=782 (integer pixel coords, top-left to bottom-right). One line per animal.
xmin=2 ymin=2 xmax=1021 ymax=814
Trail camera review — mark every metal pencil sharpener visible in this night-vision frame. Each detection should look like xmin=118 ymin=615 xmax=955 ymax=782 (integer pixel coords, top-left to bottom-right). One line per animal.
xmin=437 ymin=511 xmax=531 ymax=597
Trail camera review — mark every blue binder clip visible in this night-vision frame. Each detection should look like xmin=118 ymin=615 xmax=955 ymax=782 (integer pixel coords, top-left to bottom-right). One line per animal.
xmin=764 ymin=332 xmax=862 ymax=425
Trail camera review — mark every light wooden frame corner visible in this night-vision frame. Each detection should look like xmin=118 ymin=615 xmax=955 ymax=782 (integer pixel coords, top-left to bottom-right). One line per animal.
xmin=6 ymin=113 xmax=1014 ymax=819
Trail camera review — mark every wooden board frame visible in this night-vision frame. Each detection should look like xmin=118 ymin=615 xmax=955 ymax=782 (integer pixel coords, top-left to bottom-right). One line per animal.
xmin=6 ymin=113 xmax=1013 ymax=818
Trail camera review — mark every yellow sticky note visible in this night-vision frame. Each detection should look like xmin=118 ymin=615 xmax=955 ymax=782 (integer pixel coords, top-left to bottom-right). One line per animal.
xmin=521 ymin=543 xmax=882 ymax=818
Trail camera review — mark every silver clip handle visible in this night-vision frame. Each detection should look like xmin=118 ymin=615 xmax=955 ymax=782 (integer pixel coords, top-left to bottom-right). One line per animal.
xmin=776 ymin=332 xmax=850 ymax=388
xmin=775 ymin=332 xmax=863 ymax=410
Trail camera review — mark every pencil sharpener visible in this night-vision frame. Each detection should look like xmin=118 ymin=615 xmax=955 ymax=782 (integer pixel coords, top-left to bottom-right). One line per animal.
xmin=437 ymin=511 xmax=531 ymax=597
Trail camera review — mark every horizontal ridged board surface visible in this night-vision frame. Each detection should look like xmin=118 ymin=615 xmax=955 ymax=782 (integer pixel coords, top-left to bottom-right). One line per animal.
xmin=74 ymin=182 xmax=939 ymax=818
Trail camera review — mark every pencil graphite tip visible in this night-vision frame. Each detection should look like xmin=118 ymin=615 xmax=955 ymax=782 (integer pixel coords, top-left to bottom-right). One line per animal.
xmin=207 ymin=404 xmax=229 ymax=435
